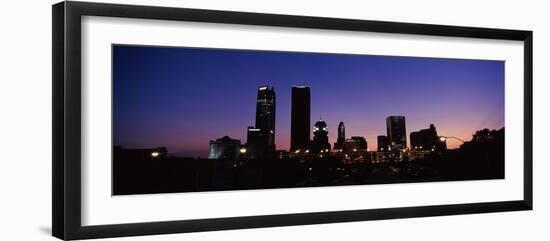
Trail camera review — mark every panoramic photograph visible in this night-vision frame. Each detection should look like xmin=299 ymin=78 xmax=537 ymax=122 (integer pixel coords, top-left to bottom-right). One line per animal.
xmin=112 ymin=45 xmax=505 ymax=195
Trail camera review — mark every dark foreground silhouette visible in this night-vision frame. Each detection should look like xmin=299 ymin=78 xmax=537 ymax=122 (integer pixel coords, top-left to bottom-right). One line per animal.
xmin=113 ymin=128 xmax=504 ymax=195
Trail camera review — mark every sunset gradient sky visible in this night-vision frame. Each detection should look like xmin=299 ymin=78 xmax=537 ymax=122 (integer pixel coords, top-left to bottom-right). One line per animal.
xmin=113 ymin=45 xmax=504 ymax=158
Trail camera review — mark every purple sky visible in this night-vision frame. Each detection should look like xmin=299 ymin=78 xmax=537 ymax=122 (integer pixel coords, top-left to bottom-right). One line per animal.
xmin=113 ymin=45 xmax=504 ymax=158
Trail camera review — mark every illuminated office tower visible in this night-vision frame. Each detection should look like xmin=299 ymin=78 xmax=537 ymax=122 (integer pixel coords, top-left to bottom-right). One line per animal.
xmin=254 ymin=86 xmax=276 ymax=159
xmin=386 ymin=116 xmax=407 ymax=150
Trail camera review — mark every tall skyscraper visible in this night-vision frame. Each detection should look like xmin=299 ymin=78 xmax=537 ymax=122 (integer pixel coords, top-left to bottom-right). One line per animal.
xmin=334 ymin=121 xmax=346 ymax=150
xmin=290 ymin=85 xmax=311 ymax=152
xmin=254 ymin=86 xmax=276 ymax=159
xmin=386 ymin=116 xmax=407 ymax=150
xmin=312 ymin=119 xmax=331 ymax=153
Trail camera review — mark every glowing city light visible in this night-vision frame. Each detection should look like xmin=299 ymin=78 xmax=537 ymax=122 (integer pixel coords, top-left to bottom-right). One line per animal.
xmin=240 ymin=148 xmax=247 ymax=154
xmin=151 ymin=152 xmax=160 ymax=157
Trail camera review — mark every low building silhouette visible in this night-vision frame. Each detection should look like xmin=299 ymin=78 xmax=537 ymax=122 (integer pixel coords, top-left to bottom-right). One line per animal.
xmin=208 ymin=136 xmax=241 ymax=161
xmin=275 ymin=150 xmax=290 ymax=160
xmin=469 ymin=128 xmax=502 ymax=143
xmin=344 ymin=136 xmax=368 ymax=153
xmin=410 ymin=124 xmax=446 ymax=151
xmin=113 ymin=146 xmax=168 ymax=160
xmin=377 ymin=135 xmax=389 ymax=151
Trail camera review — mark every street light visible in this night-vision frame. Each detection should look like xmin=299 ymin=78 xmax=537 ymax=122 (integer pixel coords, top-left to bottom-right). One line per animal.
xmin=439 ymin=136 xmax=466 ymax=143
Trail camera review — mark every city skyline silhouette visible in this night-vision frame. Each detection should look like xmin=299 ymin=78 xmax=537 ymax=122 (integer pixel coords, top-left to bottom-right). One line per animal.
xmin=113 ymin=45 xmax=504 ymax=158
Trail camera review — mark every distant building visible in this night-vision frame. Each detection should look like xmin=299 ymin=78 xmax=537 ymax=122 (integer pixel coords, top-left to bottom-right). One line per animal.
xmin=334 ymin=121 xmax=346 ymax=151
xmin=253 ymin=86 xmax=276 ymax=159
xmin=410 ymin=124 xmax=446 ymax=151
xmin=208 ymin=136 xmax=241 ymax=161
xmin=246 ymin=126 xmax=262 ymax=159
xmin=275 ymin=150 xmax=290 ymax=160
xmin=460 ymin=127 xmax=504 ymax=150
xmin=290 ymin=85 xmax=311 ymax=152
xmin=471 ymin=128 xmax=502 ymax=142
xmin=312 ymin=119 xmax=331 ymax=153
xmin=344 ymin=136 xmax=368 ymax=153
xmin=113 ymin=146 xmax=168 ymax=160
xmin=386 ymin=116 xmax=407 ymax=150
xmin=377 ymin=135 xmax=389 ymax=151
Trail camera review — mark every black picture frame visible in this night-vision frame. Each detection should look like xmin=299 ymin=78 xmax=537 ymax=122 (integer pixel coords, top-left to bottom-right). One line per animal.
xmin=52 ymin=1 xmax=533 ymax=240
